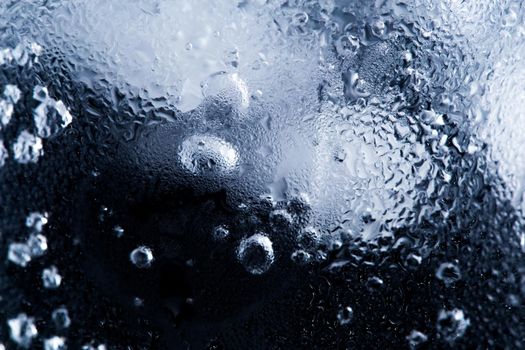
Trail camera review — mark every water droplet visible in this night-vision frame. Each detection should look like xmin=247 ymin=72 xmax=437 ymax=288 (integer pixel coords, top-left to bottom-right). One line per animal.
xmin=0 ymin=99 xmax=13 ymax=126
xmin=8 ymin=313 xmax=38 ymax=348
xmin=335 ymin=35 xmax=360 ymax=57
xmin=336 ymin=306 xmax=354 ymax=325
xmin=371 ymin=19 xmax=386 ymax=37
xmin=502 ymin=8 xmax=518 ymax=27
xmin=201 ymin=72 xmax=250 ymax=111
xmin=179 ymin=135 xmax=238 ymax=176
xmin=237 ymin=233 xmax=274 ymax=275
xmin=291 ymin=12 xmax=308 ymax=26
xmin=435 ymin=262 xmax=461 ymax=286
xmin=130 ymin=246 xmax=154 ymax=269
xmin=42 ymin=266 xmax=62 ymax=289
xmin=4 ymin=84 xmax=21 ymax=104
xmin=436 ymin=308 xmax=470 ymax=344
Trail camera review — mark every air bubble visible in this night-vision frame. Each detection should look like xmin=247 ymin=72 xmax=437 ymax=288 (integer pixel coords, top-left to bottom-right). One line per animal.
xmin=404 ymin=253 xmax=422 ymax=269
xmin=406 ymin=330 xmax=428 ymax=349
xmin=336 ymin=306 xmax=354 ymax=325
xmin=436 ymin=309 xmax=470 ymax=344
xmin=237 ymin=233 xmax=274 ymax=275
xmin=366 ymin=276 xmax=384 ymax=292
xmin=435 ymin=262 xmax=461 ymax=286
xmin=212 ymin=226 xmax=230 ymax=241
xmin=130 ymin=246 xmax=154 ymax=269
xmin=51 ymin=307 xmax=71 ymax=329
xmin=290 ymin=249 xmax=311 ymax=265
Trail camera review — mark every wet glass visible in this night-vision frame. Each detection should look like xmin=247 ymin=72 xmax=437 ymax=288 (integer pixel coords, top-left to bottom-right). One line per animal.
xmin=0 ymin=0 xmax=524 ymax=348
